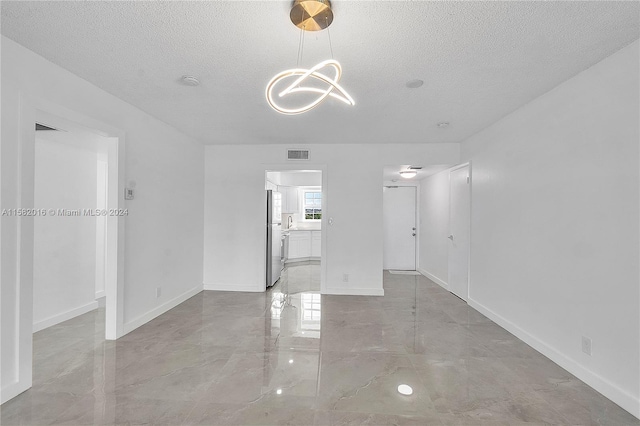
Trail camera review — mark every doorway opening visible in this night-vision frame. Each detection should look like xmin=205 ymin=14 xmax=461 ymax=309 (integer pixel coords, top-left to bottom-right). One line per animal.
xmin=32 ymin=114 xmax=113 ymax=337
xmin=28 ymin=106 xmax=124 ymax=343
xmin=382 ymin=165 xmax=420 ymax=272
xmin=265 ymin=170 xmax=323 ymax=294
xmin=7 ymin=96 xmax=125 ymax=403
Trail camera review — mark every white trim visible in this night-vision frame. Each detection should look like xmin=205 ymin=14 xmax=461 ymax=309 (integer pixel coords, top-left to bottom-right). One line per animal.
xmin=95 ymin=290 xmax=106 ymax=299
xmin=468 ymin=297 xmax=640 ymax=419
xmin=33 ymin=301 xmax=98 ymax=333
xmin=202 ymin=283 xmax=263 ymax=292
xmin=285 ymin=257 xmax=320 ymax=264
xmin=122 ymin=286 xmax=202 ymax=336
xmin=417 ymin=268 xmax=449 ymax=290
xmin=324 ymin=286 xmax=385 ymax=296
xmin=1 ymin=381 xmax=30 ymax=405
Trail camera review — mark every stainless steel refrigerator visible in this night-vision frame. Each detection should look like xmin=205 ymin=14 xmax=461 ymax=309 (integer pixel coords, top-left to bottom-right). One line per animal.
xmin=266 ymin=190 xmax=282 ymax=288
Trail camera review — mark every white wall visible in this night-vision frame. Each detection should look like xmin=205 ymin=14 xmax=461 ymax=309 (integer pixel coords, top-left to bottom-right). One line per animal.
xmin=417 ymin=169 xmax=450 ymax=287
xmin=33 ymin=136 xmax=98 ymax=331
xmin=461 ymin=40 xmax=639 ymax=416
xmin=1 ymin=36 xmax=205 ymax=403
xmin=279 ymin=171 xmax=322 ymax=187
xmin=204 ymin=143 xmax=459 ymax=295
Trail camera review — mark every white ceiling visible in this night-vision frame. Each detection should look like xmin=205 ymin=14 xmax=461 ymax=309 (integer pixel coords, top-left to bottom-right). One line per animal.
xmin=2 ymin=1 xmax=638 ymax=146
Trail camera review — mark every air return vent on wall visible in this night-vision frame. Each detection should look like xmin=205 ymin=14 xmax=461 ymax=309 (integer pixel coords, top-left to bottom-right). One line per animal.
xmin=287 ymin=149 xmax=309 ymax=160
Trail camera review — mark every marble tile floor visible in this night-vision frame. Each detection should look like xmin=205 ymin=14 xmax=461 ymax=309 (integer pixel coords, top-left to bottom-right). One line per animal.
xmin=1 ymin=263 xmax=638 ymax=425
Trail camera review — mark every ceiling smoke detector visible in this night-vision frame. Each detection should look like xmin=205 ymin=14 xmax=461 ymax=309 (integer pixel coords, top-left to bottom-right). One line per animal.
xmin=406 ymin=79 xmax=424 ymax=89
xmin=180 ymin=75 xmax=200 ymax=86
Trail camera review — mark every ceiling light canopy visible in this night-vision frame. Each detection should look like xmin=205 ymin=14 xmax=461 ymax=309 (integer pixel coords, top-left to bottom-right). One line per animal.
xmin=266 ymin=0 xmax=354 ymax=115
xmin=290 ymin=0 xmax=333 ymax=31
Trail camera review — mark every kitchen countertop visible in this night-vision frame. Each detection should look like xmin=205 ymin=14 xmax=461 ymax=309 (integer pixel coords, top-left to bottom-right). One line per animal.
xmin=286 ymin=228 xmax=321 ymax=232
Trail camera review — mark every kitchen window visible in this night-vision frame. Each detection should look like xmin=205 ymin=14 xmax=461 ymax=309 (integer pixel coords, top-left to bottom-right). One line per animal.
xmin=303 ymin=191 xmax=322 ymax=220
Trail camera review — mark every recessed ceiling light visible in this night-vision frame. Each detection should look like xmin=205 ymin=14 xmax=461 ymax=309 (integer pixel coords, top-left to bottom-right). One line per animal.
xmin=276 ymin=389 xmax=282 ymax=395
xmin=406 ymin=79 xmax=424 ymax=89
xmin=289 ymin=359 xmax=294 ymax=364
xmin=180 ymin=75 xmax=200 ymax=86
xmin=398 ymin=384 xmax=413 ymax=395
xmin=437 ymin=122 xmax=450 ymax=128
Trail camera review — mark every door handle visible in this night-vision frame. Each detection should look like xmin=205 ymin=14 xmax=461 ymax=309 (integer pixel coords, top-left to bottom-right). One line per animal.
xmin=448 ymin=235 xmax=454 ymax=240
xmin=412 ymin=233 xmax=416 ymax=237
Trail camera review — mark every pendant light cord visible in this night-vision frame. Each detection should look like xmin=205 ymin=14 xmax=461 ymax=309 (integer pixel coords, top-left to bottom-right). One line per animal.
xmin=297 ymin=26 xmax=303 ymax=66
xmin=326 ymin=16 xmax=334 ymax=59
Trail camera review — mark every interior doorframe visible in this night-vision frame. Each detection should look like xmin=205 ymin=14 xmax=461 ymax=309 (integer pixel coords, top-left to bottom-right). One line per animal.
xmin=447 ymin=161 xmax=471 ymax=300
xmin=11 ymin=94 xmax=126 ymax=400
xmin=262 ymin=163 xmax=327 ymax=294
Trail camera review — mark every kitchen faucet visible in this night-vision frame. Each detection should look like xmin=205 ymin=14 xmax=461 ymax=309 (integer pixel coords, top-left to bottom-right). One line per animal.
xmin=287 ymin=216 xmax=293 ymax=229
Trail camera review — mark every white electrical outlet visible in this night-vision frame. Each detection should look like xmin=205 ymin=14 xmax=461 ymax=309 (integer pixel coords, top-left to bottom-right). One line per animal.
xmin=342 ymin=273 xmax=349 ymax=282
xmin=156 ymin=287 xmax=161 ymax=298
xmin=582 ymin=336 xmax=592 ymax=355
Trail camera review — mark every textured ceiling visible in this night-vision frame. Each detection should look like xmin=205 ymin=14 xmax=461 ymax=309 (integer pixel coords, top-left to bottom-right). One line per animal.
xmin=2 ymin=1 xmax=638 ymax=145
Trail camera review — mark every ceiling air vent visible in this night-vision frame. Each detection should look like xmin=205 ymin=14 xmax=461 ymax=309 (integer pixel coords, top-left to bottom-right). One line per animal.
xmin=35 ymin=123 xmax=60 ymax=131
xmin=408 ymin=166 xmax=423 ymax=170
xmin=287 ymin=149 xmax=309 ymax=160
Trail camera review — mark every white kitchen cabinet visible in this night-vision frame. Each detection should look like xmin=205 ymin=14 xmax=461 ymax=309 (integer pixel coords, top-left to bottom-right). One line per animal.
xmin=287 ymin=230 xmax=321 ymax=261
xmin=288 ymin=231 xmax=311 ymax=259
xmin=311 ymin=231 xmax=322 ymax=257
xmin=279 ymin=186 xmax=300 ymax=214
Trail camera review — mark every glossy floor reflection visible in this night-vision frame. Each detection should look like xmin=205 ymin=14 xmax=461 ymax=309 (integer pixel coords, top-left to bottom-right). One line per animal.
xmin=2 ymin=264 xmax=638 ymax=425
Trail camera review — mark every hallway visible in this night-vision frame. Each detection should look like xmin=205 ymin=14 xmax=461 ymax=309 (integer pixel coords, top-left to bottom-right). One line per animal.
xmin=1 ymin=265 xmax=636 ymax=425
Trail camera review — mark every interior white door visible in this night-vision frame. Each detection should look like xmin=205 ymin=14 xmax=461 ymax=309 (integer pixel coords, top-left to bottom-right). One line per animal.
xmin=448 ymin=165 xmax=470 ymax=301
xmin=383 ymin=186 xmax=416 ymax=270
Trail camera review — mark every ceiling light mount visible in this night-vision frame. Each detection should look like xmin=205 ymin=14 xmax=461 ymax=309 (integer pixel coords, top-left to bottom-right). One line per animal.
xmin=180 ymin=75 xmax=200 ymax=86
xmin=290 ymin=0 xmax=333 ymax=31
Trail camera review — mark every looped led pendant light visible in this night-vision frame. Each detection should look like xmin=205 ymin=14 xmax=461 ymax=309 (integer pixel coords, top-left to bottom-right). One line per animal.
xmin=266 ymin=0 xmax=354 ymax=115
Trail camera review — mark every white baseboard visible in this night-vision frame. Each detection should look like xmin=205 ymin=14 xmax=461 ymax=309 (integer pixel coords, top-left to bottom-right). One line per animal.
xmin=1 ymin=380 xmax=30 ymax=405
xmin=324 ymin=286 xmax=384 ymax=296
xmin=417 ymin=268 xmax=448 ymax=290
xmin=468 ymin=298 xmax=640 ymax=419
xmin=122 ymin=286 xmax=202 ymax=336
xmin=95 ymin=290 xmax=105 ymax=299
xmin=33 ymin=300 xmax=98 ymax=333
xmin=285 ymin=257 xmax=320 ymax=264
xmin=203 ymin=282 xmax=263 ymax=292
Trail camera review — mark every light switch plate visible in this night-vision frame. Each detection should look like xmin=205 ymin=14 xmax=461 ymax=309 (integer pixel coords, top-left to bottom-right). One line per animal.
xmin=125 ymin=188 xmax=134 ymax=200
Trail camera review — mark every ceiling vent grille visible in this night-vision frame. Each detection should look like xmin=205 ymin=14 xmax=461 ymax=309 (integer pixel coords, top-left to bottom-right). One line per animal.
xmin=35 ymin=123 xmax=59 ymax=131
xmin=408 ymin=165 xmax=423 ymax=170
xmin=287 ymin=149 xmax=310 ymax=160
